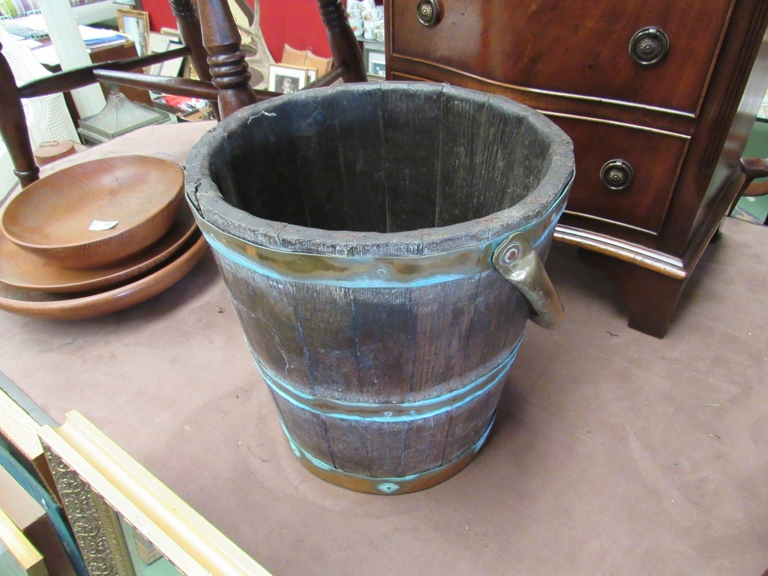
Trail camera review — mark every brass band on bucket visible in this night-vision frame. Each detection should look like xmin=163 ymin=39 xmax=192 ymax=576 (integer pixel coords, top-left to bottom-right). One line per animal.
xmin=277 ymin=412 xmax=497 ymax=495
xmin=188 ymin=181 xmax=569 ymax=288
xmin=253 ymin=335 xmax=521 ymax=422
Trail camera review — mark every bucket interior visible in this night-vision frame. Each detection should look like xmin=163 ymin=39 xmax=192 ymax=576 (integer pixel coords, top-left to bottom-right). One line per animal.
xmin=208 ymin=85 xmax=554 ymax=234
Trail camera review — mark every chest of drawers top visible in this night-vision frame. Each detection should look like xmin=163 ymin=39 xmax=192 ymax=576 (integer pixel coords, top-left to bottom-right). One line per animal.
xmin=390 ymin=0 xmax=734 ymax=117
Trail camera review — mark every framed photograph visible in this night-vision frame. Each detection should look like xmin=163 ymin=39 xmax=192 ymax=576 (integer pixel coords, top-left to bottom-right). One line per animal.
xmin=116 ymin=8 xmax=150 ymax=57
xmin=363 ymin=42 xmax=386 ymax=78
xmin=39 ymin=411 xmax=272 ymax=576
xmin=268 ymin=64 xmax=308 ymax=94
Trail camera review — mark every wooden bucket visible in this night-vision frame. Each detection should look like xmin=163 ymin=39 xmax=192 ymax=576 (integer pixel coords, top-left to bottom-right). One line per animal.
xmin=186 ymin=83 xmax=574 ymax=494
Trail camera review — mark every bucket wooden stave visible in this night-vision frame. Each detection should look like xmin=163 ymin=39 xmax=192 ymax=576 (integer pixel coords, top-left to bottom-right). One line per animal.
xmin=186 ymin=83 xmax=574 ymax=494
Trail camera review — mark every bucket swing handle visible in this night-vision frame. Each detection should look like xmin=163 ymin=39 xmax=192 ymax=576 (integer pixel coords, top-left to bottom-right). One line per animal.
xmin=492 ymin=232 xmax=564 ymax=329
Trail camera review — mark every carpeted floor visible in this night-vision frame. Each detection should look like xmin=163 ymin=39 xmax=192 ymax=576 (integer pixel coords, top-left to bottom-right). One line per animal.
xmin=0 ymin=213 xmax=765 ymax=576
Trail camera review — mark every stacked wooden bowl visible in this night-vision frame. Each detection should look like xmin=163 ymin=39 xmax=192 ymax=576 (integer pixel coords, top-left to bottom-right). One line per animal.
xmin=0 ymin=156 xmax=207 ymax=320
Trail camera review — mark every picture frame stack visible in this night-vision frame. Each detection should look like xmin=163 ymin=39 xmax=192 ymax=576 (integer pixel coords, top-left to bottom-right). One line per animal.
xmin=0 ymin=375 xmax=271 ymax=575
xmin=39 ymin=412 xmax=273 ymax=575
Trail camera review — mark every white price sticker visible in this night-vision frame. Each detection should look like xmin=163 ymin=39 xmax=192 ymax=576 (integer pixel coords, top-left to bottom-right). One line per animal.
xmin=89 ymin=220 xmax=119 ymax=231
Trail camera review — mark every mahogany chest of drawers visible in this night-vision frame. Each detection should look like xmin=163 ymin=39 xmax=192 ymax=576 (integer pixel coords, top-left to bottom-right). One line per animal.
xmin=384 ymin=0 xmax=768 ymax=336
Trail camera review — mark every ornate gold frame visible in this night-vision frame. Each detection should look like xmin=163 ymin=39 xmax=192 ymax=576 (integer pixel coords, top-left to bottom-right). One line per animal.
xmin=39 ymin=411 xmax=272 ymax=576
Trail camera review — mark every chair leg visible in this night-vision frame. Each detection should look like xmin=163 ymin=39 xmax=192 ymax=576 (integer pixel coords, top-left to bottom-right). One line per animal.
xmin=317 ymin=0 xmax=367 ymax=83
xmin=198 ymin=0 xmax=258 ymax=118
xmin=0 ymin=42 xmax=40 ymax=189
xmin=169 ymin=0 xmax=212 ymax=83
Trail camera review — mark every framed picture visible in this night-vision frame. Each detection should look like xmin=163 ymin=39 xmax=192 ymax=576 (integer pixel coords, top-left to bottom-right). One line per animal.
xmin=116 ymin=9 xmax=150 ymax=57
xmin=364 ymin=42 xmax=386 ymax=78
xmin=39 ymin=411 xmax=272 ymax=576
xmin=268 ymin=64 xmax=308 ymax=94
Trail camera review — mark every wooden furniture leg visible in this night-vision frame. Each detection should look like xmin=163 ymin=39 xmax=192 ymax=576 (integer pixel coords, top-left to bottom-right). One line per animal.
xmin=198 ymin=0 xmax=258 ymax=118
xmin=317 ymin=0 xmax=366 ymax=83
xmin=578 ymin=248 xmax=686 ymax=338
xmin=170 ymin=0 xmax=212 ymax=83
xmin=0 ymin=41 xmax=40 ymax=188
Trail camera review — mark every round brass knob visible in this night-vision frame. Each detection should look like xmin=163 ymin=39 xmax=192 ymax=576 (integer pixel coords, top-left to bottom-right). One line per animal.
xmin=600 ymin=160 xmax=635 ymax=191
xmin=629 ymin=27 xmax=670 ymax=66
xmin=417 ymin=0 xmax=441 ymax=27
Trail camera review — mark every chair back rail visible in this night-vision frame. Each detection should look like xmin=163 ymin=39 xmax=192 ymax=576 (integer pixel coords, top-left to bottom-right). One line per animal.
xmin=18 ymin=48 xmax=192 ymax=99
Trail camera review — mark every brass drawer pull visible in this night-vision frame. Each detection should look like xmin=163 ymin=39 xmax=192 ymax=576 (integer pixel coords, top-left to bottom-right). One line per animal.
xmin=629 ymin=27 xmax=670 ymax=66
xmin=600 ymin=160 xmax=635 ymax=190
xmin=417 ymin=0 xmax=441 ymax=27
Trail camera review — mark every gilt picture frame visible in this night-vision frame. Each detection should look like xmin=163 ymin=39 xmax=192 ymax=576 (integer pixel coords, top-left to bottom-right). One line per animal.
xmin=116 ymin=9 xmax=150 ymax=57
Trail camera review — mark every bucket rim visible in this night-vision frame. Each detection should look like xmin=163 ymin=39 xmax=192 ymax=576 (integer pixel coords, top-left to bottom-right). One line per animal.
xmin=186 ymin=82 xmax=574 ymax=258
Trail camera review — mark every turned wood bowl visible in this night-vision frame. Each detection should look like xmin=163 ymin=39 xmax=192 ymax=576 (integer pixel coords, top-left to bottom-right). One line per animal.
xmin=1 ymin=156 xmax=185 ymax=269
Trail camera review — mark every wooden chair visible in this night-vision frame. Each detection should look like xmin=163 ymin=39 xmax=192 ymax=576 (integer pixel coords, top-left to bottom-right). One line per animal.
xmin=0 ymin=0 xmax=365 ymax=189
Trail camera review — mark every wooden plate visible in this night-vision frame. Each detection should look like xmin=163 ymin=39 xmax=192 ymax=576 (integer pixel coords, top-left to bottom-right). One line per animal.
xmin=0 ymin=234 xmax=208 ymax=320
xmin=0 ymin=205 xmax=197 ymax=293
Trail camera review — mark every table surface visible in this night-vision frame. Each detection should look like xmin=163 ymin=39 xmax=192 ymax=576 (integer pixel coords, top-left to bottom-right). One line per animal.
xmin=1 ymin=121 xmax=767 ymax=576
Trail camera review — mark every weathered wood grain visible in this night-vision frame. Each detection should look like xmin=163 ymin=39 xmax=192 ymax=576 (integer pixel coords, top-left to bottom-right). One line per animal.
xmin=403 ymin=414 xmax=452 ymax=475
xmin=216 ymin=257 xmax=313 ymax=393
xmin=352 ymin=288 xmax=417 ymax=401
xmin=441 ymin=380 xmax=505 ymax=464
xmin=270 ymin=391 xmax=334 ymax=465
xmin=366 ymin=421 xmax=409 ymax=478
xmin=336 ymin=89 xmax=389 ymax=232
xmin=380 ymin=83 xmax=442 ymax=232
xmin=322 ymin=417 xmax=370 ymax=475
xmin=463 ymin=270 xmax=529 ymax=373
xmin=292 ymin=283 xmax=360 ymax=401
xmin=233 ymin=105 xmax=308 ymax=227
xmin=411 ymin=278 xmax=478 ymax=398
xmin=288 ymin=93 xmax=346 ymax=230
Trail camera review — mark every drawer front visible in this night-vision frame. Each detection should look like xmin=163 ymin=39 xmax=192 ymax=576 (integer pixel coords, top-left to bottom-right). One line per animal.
xmin=391 ymin=0 xmax=732 ymax=114
xmin=547 ymin=116 xmax=688 ymax=234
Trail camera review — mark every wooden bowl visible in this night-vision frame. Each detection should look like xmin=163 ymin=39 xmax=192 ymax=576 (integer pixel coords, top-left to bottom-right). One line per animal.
xmin=1 ymin=156 xmax=185 ymax=269
xmin=0 ymin=204 xmax=197 ymax=293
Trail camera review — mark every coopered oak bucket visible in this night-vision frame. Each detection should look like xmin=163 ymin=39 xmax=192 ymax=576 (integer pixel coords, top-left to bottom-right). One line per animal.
xmin=186 ymin=83 xmax=574 ymax=494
